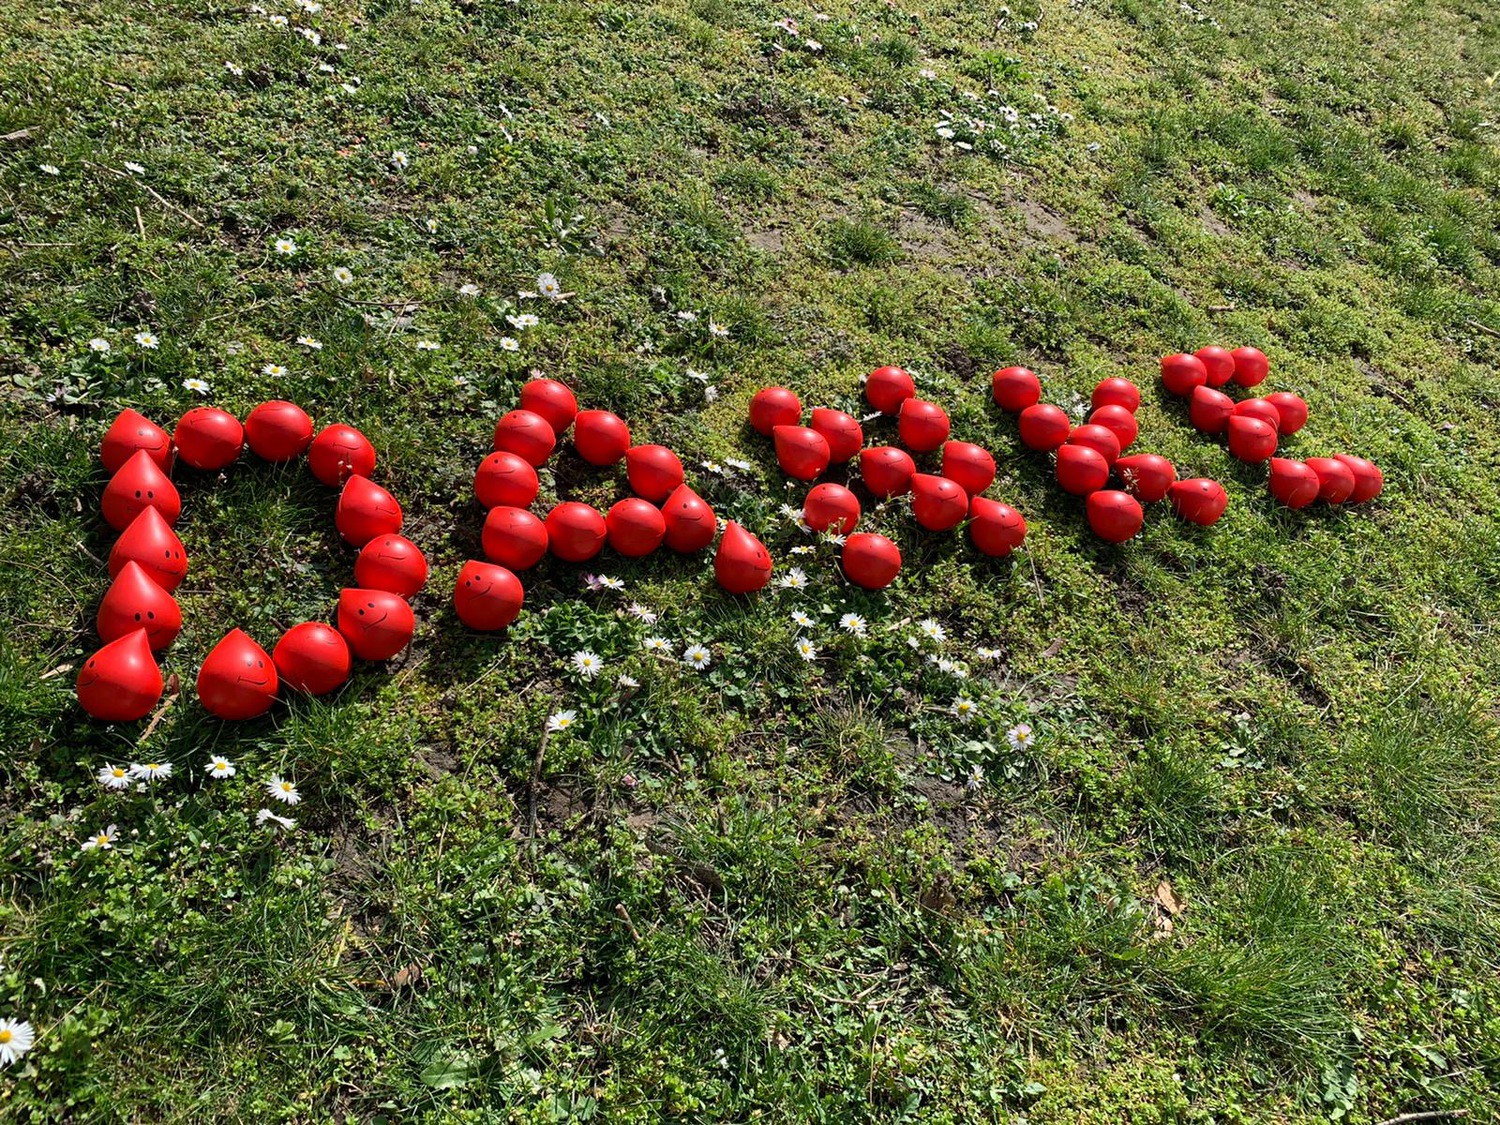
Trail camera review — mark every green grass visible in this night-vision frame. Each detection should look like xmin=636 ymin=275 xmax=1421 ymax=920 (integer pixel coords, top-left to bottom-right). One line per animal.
xmin=3 ymin=0 xmax=1500 ymax=1119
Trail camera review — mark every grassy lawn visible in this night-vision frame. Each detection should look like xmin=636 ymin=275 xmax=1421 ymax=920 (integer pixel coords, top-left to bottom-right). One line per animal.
xmin=4 ymin=0 xmax=1500 ymax=1119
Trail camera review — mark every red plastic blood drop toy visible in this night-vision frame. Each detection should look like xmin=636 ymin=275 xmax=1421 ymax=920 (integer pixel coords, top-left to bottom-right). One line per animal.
xmin=606 ymin=498 xmax=667 ymax=557
xmin=108 ymin=507 xmax=187 ymax=592
xmin=940 ymin=441 xmax=996 ymax=497
xmin=661 ymin=484 xmax=717 ymax=553
xmin=1268 ymin=458 xmax=1320 ymax=509
xmin=97 ymin=560 xmax=181 ymax=651
xmin=898 ymin=399 xmax=950 ymax=453
xmin=714 ymin=522 xmax=772 ymax=594
xmin=1056 ymin=445 xmax=1110 ymax=495
xmin=1088 ymin=405 xmax=1138 ymax=451
xmin=173 ymin=407 xmax=243 ymax=472
xmin=1065 ymin=424 xmax=1121 ymax=467
xmin=1189 ymin=385 xmax=1235 ymax=434
xmin=1168 ymin=478 xmax=1228 ymax=525
xmin=773 ymin=425 xmax=831 ymax=481
xmin=1264 ymin=392 xmax=1309 ymax=436
xmin=1115 ymin=453 xmax=1177 ymax=503
xmin=337 ymin=588 xmax=416 ymax=661
xmin=802 ymin=483 xmax=861 ymax=533
xmin=272 ymin=622 xmax=352 ymax=695
xmin=197 ymin=628 xmax=278 ymax=720
xmin=353 ymin=534 xmax=428 ymax=598
xmin=841 ymin=532 xmax=901 ymax=590
xmin=1086 ymin=490 xmax=1144 ymax=543
xmin=969 ymin=497 xmax=1027 ymax=557
xmin=1227 ymin=416 xmax=1278 ymax=463
xmin=453 ymin=560 xmax=525 ymax=631
xmin=992 ymin=366 xmax=1042 ymax=413
xmin=473 ymin=451 xmax=540 ymax=510
xmin=625 ymin=444 xmax=686 ymax=503
xmin=492 ymin=409 xmax=556 ymax=468
xmin=810 ymin=407 xmax=863 ymax=462
xmin=748 ymin=386 xmax=802 ymax=436
xmin=572 ymin=409 xmax=632 ymax=465
xmin=102 ymin=408 xmax=173 ymax=474
xmin=1018 ymin=404 xmax=1072 ymax=452
xmin=102 ymin=449 xmax=181 ymax=531
xmin=545 ymin=502 xmax=607 ymax=562
xmin=859 ymin=446 xmax=917 ymax=499
xmin=308 ymin=424 xmax=377 ymax=487
xmin=910 ymin=473 xmax=969 ymax=531
xmin=1305 ymin=457 xmax=1356 ymax=504
xmin=1335 ymin=455 xmax=1383 ymax=503
xmin=1092 ymin=378 xmax=1141 ymax=413
xmin=1230 ymin=346 xmax=1269 ymax=388
xmin=865 ymin=365 xmax=916 ymax=415
xmin=1194 ymin=346 xmax=1236 ymax=388
xmin=244 ymin=400 xmax=314 ymax=462
xmin=519 ymin=378 xmax=579 ymax=435
xmin=1161 ymin=353 xmax=1209 ymax=397
xmin=77 ymin=629 xmax=162 ymax=721
xmin=482 ymin=506 xmax=549 ymax=570
xmin=1233 ymin=398 xmax=1282 ymax=432
xmin=335 ymin=475 xmax=403 ymax=546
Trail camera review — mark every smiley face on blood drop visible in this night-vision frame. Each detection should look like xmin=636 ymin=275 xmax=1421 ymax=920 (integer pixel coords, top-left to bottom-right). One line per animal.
xmin=337 ymin=588 xmax=416 ymax=661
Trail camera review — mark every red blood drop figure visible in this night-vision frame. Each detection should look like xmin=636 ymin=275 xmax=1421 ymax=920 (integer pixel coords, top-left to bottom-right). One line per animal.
xmin=1194 ymin=346 xmax=1236 ymax=388
xmin=1115 ymin=453 xmax=1177 ymax=503
xmin=102 ymin=408 xmax=172 ymax=474
xmin=1227 ymin=415 xmax=1278 ymax=463
xmin=1056 ymin=445 xmax=1110 ymax=496
xmin=482 ymin=506 xmax=549 ymax=569
xmin=1306 ymin=457 xmax=1356 ymax=504
xmin=572 ymin=409 xmax=631 ymax=465
xmin=992 ymin=366 xmax=1042 ymax=413
xmin=1268 ymin=458 xmax=1320 ymax=509
xmin=1018 ymin=404 xmax=1072 ymax=452
xmin=1265 ymin=392 xmax=1309 ymax=436
xmin=76 ymin=629 xmax=162 ymax=721
xmin=337 ymin=588 xmax=416 ymax=661
xmin=1065 ymin=423 xmax=1121 ymax=467
xmin=354 ymin=534 xmax=428 ymax=598
xmin=748 ymin=386 xmax=802 ymax=436
xmin=1168 ymin=478 xmax=1228 ymax=525
xmin=606 ymin=498 xmax=667 ymax=557
xmin=810 ymin=407 xmax=863 ymax=462
xmin=625 ymin=444 xmax=686 ymax=503
xmin=898 ymin=398 xmax=950 ymax=453
xmin=97 ymin=560 xmax=181 ymax=651
xmin=109 ymin=507 xmax=187 ymax=592
xmin=1230 ymin=346 xmax=1269 ymax=388
xmin=773 ymin=425 xmax=831 ymax=481
xmin=1088 ymin=405 xmax=1138 ymax=452
xmin=545 ymin=502 xmax=607 ymax=562
xmin=1161 ymin=353 xmax=1208 ymax=397
xmin=453 ymin=560 xmax=525 ymax=631
xmin=1335 ymin=455 xmax=1383 ymax=503
xmin=308 ymin=424 xmax=377 ymax=487
xmin=492 ymin=409 xmax=556 ymax=467
xmin=102 ymin=449 xmax=181 ymax=531
xmin=714 ymin=522 xmax=772 ymax=594
xmin=1092 ymin=378 xmax=1141 ymax=413
xmin=473 ymin=451 xmax=540 ymax=510
xmin=842 ymin=532 xmax=901 ymax=590
xmin=519 ymin=378 xmax=579 ymax=435
xmin=173 ymin=407 xmax=243 ymax=471
xmin=969 ymin=497 xmax=1027 ymax=558
xmin=1233 ymin=398 xmax=1282 ymax=432
xmin=803 ymin=483 xmax=861 ymax=534
xmin=272 ymin=622 xmax=351 ymax=695
xmin=865 ymin=365 xmax=915 ymax=415
xmin=1189 ymin=385 xmax=1235 ymax=434
xmin=859 ymin=446 xmax=917 ymax=498
xmin=335 ymin=475 xmax=403 ymax=546
xmin=661 ymin=484 xmax=717 ymax=553
xmin=910 ymin=473 xmax=969 ymax=531
xmin=1086 ymin=490 xmax=1144 ymax=543
xmin=197 ymin=628 xmax=278 ymax=720
xmin=244 ymin=400 xmax=313 ymax=462
xmin=940 ymin=441 xmax=996 ymax=497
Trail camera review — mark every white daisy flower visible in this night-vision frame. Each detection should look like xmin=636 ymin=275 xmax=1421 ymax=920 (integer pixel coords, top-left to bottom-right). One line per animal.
xmin=134 ymin=330 xmax=159 ymax=349
xmin=130 ymin=761 xmax=173 ymax=782
xmin=500 ymin=337 xmax=520 ymax=352
xmin=965 ymin=763 xmax=984 ymax=791
xmin=459 ymin=283 xmax=481 ymax=297
xmin=206 ymin=756 xmax=235 ymax=778
xmin=1006 ymin=723 xmax=1034 ymax=750
xmin=40 ymin=163 xmax=60 ymax=175
xmin=88 ymin=337 xmax=111 ymax=353
xmin=332 ymin=266 xmax=354 ymax=284
xmin=296 ymin=335 xmax=322 ymax=349
xmin=918 ymin=619 xmax=946 ymax=643
xmin=795 ymin=637 xmax=817 ymax=662
xmin=415 ymin=339 xmax=440 ymax=351
xmin=224 ymin=61 xmax=244 ymax=76
xmin=256 ymin=808 xmax=296 ymax=830
xmin=80 ymin=824 xmax=118 ymax=852
xmin=267 ymin=13 xmax=288 ymax=25
xmin=506 ymin=313 xmax=540 ymax=330
xmin=791 ymin=610 xmax=814 ymax=628
xmin=952 ymin=698 xmax=978 ymax=723
xmin=97 ymin=764 xmax=130 ymax=790
xmin=537 ymin=273 xmax=562 ymax=299
xmin=266 ymin=776 xmax=301 ymax=805
xmin=708 ymin=322 xmax=729 ymax=338
xmin=0 ymin=1019 xmax=35 ymax=1067
xmin=676 ymin=310 xmax=698 ymax=323
xmin=598 ymin=576 xmax=625 ymax=591
xmin=546 ymin=710 xmax=577 ymax=733
xmin=839 ymin=613 xmax=866 ymax=636
xmin=704 ymin=386 xmax=719 ymax=403
xmin=726 ymin=458 xmax=752 ymax=471
xmin=262 ymin=364 xmax=287 ymax=378
xmin=390 ymin=150 xmax=409 ymax=169
xmin=779 ymin=567 xmax=808 ymax=590
xmin=627 ymin=604 xmax=658 ymax=623
xmin=975 ymin=646 xmax=1002 ymax=660
xmin=424 ymin=217 xmax=438 ymax=233
xmin=643 ymin=636 xmax=670 ymax=653
xmin=572 ymin=650 xmax=603 ymax=678
xmin=617 ymin=674 xmax=640 ymax=689
xmin=183 ymin=378 xmax=210 ymax=395
xmin=273 ymin=236 xmax=298 ymax=256
xmin=683 ymin=643 xmax=711 ymax=671
xmin=123 ymin=160 xmax=145 ymax=174
xmin=297 ymin=26 xmax=321 ymax=44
